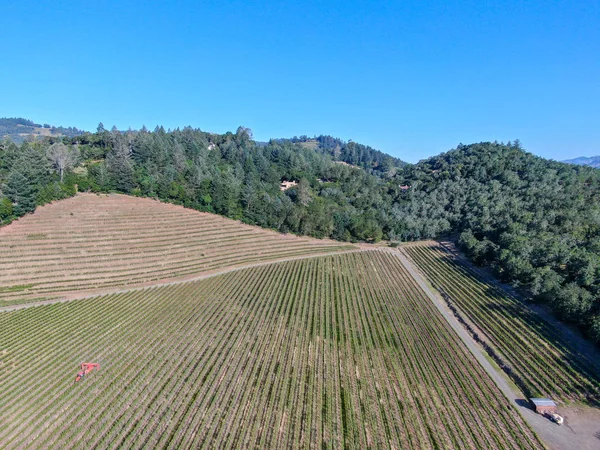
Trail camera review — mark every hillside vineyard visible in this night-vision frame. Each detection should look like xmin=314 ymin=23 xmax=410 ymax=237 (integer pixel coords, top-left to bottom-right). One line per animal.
xmin=2 ymin=130 xmax=600 ymax=344
xmin=403 ymin=243 xmax=600 ymax=405
xmin=0 ymin=251 xmax=542 ymax=449
xmin=0 ymin=194 xmax=354 ymax=306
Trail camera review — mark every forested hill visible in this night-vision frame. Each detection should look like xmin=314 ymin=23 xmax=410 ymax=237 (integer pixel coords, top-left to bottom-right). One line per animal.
xmin=0 ymin=117 xmax=85 ymax=143
xmin=286 ymin=135 xmax=407 ymax=176
xmin=0 ymin=126 xmax=398 ymax=242
xmin=394 ymin=142 xmax=600 ymax=345
xmin=0 ymin=128 xmax=599 ymax=345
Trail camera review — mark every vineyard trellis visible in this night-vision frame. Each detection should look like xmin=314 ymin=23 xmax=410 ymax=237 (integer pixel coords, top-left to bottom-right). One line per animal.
xmin=0 ymin=250 xmax=543 ymax=449
xmin=403 ymin=242 xmax=600 ymax=406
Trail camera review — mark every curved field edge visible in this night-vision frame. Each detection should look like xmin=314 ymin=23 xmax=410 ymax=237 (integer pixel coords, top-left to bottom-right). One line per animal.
xmin=0 ymin=250 xmax=543 ymax=450
xmin=0 ymin=193 xmax=356 ymax=306
xmin=401 ymin=242 xmax=600 ymax=406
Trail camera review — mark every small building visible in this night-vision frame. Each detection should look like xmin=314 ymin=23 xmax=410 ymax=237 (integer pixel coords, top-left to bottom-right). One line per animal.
xmin=399 ymin=185 xmax=411 ymax=191
xmin=529 ymin=398 xmax=557 ymax=415
xmin=280 ymin=180 xmax=298 ymax=191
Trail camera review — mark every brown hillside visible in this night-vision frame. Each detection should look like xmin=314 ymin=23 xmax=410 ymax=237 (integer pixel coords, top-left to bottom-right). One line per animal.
xmin=0 ymin=194 xmax=355 ymax=305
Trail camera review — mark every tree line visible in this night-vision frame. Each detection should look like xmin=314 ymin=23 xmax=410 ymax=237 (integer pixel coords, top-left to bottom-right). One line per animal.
xmin=395 ymin=142 xmax=600 ymax=346
xmin=0 ymin=128 xmax=599 ymax=345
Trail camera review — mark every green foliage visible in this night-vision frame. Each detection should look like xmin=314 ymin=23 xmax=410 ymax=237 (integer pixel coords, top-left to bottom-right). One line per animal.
xmin=0 ymin=196 xmax=13 ymax=221
xmin=288 ymin=134 xmax=407 ymax=175
xmin=1 ymin=126 xmax=599 ymax=346
xmin=397 ymin=142 xmax=600 ymax=344
xmin=3 ymin=170 xmax=36 ymax=216
xmin=106 ymin=139 xmax=135 ymax=193
xmin=37 ymin=182 xmax=76 ymax=205
xmin=87 ymin=161 xmax=111 ymax=192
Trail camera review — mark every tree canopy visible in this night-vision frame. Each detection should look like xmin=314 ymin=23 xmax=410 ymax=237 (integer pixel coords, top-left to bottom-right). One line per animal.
xmin=1 ymin=129 xmax=599 ymax=345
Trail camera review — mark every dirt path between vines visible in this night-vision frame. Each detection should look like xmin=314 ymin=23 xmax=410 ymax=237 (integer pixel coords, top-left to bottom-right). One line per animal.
xmin=395 ymin=248 xmax=600 ymax=450
xmin=0 ymin=248 xmax=363 ymax=313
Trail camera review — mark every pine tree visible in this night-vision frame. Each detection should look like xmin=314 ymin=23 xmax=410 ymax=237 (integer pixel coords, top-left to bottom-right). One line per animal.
xmin=3 ymin=170 xmax=35 ymax=215
xmin=106 ymin=140 xmax=135 ymax=192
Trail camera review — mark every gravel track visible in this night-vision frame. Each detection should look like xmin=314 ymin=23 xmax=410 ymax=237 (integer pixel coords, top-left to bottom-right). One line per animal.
xmin=396 ymin=247 xmax=600 ymax=450
xmin=0 ymin=248 xmax=363 ymax=313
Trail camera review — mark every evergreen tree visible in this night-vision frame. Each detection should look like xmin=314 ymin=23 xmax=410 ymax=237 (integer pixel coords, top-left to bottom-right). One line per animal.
xmin=106 ymin=140 xmax=135 ymax=192
xmin=3 ymin=170 xmax=36 ymax=215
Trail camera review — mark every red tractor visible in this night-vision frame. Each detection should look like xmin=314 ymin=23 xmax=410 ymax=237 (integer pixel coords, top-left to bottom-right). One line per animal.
xmin=74 ymin=363 xmax=100 ymax=382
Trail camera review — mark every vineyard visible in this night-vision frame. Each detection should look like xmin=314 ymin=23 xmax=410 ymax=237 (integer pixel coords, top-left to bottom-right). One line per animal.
xmin=0 ymin=194 xmax=354 ymax=306
xmin=0 ymin=251 xmax=542 ymax=449
xmin=402 ymin=242 xmax=600 ymax=405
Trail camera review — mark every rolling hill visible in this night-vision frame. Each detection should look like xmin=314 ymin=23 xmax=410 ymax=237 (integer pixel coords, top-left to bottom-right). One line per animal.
xmin=1 ymin=125 xmax=600 ymax=347
xmin=0 ymin=117 xmax=85 ymax=143
xmin=0 ymin=250 xmax=543 ymax=449
xmin=0 ymin=193 xmax=355 ymax=306
xmin=1 ymin=192 xmax=599 ymax=448
xmin=563 ymin=156 xmax=600 ymax=168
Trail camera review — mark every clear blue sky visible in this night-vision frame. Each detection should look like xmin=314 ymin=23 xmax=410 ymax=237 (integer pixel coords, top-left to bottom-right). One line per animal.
xmin=1 ymin=1 xmax=598 ymax=163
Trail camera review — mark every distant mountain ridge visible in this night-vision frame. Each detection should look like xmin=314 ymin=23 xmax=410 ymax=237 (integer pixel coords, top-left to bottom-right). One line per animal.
xmin=563 ymin=156 xmax=600 ymax=168
xmin=0 ymin=117 xmax=85 ymax=144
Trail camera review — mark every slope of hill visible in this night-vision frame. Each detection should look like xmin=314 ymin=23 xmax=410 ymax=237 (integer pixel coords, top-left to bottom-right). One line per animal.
xmin=563 ymin=156 xmax=600 ymax=168
xmin=0 ymin=193 xmax=355 ymax=306
xmin=0 ymin=117 xmax=85 ymax=143
xmin=289 ymin=134 xmax=408 ymax=175
xmin=392 ymin=142 xmax=600 ymax=345
xmin=403 ymin=242 xmax=600 ymax=404
xmin=2 ymin=120 xmax=600 ymax=449
xmin=0 ymin=126 xmax=392 ymax=242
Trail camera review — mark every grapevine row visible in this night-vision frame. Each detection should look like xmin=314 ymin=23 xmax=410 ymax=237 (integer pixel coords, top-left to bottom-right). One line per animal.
xmin=0 ymin=250 xmax=543 ymax=449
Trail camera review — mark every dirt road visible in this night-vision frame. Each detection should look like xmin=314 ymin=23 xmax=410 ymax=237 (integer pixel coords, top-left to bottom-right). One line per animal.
xmin=0 ymin=248 xmax=363 ymax=313
xmin=395 ymin=249 xmax=600 ymax=450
